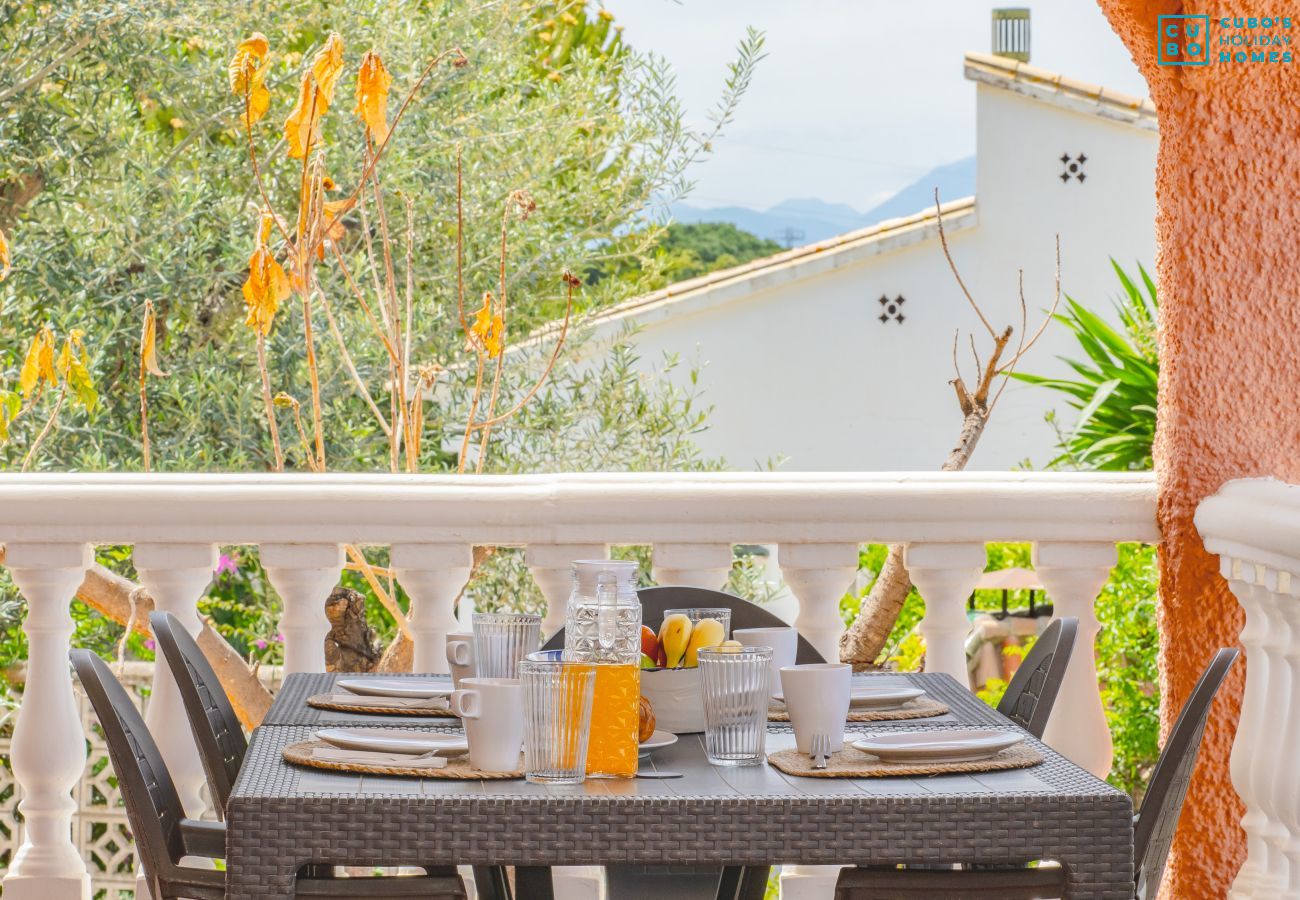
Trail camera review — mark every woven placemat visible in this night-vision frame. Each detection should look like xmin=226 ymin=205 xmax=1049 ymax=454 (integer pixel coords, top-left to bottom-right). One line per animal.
xmin=283 ymin=740 xmax=521 ymax=779
xmin=767 ymin=742 xmax=1043 ymax=778
xmin=306 ymin=693 xmax=459 ymax=718
xmin=768 ymin=697 xmax=949 ymax=723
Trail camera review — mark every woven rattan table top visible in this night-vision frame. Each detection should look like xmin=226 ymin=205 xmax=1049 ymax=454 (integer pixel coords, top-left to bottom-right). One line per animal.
xmin=229 ymin=671 xmax=1135 ymax=898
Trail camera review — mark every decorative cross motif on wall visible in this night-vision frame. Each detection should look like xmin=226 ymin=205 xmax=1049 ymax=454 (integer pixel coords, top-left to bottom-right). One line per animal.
xmin=878 ymin=294 xmax=905 ymax=324
xmin=1060 ymin=153 xmax=1087 ymax=183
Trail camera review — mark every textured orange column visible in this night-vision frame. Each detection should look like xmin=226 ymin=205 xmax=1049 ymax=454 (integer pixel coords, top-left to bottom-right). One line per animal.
xmin=1097 ymin=2 xmax=1300 ymax=896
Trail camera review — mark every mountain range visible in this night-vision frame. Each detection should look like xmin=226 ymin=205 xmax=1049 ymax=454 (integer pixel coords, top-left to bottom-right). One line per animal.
xmin=670 ymin=156 xmax=976 ymax=245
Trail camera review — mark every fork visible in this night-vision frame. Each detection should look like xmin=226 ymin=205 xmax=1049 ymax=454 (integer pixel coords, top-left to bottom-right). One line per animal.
xmin=811 ymin=732 xmax=832 ymax=770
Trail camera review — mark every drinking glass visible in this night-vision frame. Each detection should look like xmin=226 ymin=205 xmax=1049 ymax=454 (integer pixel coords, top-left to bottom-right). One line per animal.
xmin=663 ymin=607 xmax=732 ymax=640
xmin=698 ymin=645 xmax=771 ymax=766
xmin=520 ymin=658 xmax=596 ymax=784
xmin=472 ymin=613 xmax=542 ymax=678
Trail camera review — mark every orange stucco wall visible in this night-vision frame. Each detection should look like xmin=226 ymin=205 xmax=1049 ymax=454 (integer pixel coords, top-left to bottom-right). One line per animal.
xmin=1098 ymin=2 xmax=1300 ymax=896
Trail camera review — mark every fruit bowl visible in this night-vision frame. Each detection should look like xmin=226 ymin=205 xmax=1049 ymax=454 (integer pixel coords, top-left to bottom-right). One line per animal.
xmin=639 ymin=666 xmax=705 ymax=733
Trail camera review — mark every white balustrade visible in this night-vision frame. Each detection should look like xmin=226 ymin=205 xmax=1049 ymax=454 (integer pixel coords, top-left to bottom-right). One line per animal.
xmin=261 ymin=542 xmax=343 ymax=674
xmin=1197 ymin=477 xmax=1300 ymax=899
xmin=0 ymin=471 xmax=1160 ymax=898
xmin=391 ymin=543 xmax=473 ymax=673
xmin=1034 ymin=541 xmax=1117 ymax=778
xmin=2 ymin=542 xmax=92 ymax=900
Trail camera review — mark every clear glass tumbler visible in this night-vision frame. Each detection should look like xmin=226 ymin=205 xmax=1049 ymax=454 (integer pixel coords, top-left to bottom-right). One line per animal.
xmin=663 ymin=607 xmax=732 ymax=640
xmin=698 ymin=645 xmax=772 ymax=766
xmin=472 ymin=612 xmax=542 ymax=679
xmin=520 ymin=658 xmax=596 ymax=784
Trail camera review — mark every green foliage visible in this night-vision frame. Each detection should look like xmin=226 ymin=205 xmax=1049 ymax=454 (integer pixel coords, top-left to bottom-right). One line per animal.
xmin=1013 ymin=261 xmax=1158 ymax=471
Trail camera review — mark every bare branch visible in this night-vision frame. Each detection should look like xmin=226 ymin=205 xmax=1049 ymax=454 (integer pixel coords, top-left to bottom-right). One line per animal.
xmin=935 ymin=188 xmax=996 ymax=338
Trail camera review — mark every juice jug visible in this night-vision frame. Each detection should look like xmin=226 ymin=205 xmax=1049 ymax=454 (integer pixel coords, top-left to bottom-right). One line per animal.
xmin=564 ymin=560 xmax=641 ymax=778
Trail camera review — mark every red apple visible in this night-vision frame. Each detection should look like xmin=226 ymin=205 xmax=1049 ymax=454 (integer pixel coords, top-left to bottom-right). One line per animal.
xmin=640 ymin=624 xmax=658 ymax=661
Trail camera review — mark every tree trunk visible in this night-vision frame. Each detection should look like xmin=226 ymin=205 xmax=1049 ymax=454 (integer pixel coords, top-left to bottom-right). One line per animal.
xmin=324 ymin=585 xmax=381 ymax=672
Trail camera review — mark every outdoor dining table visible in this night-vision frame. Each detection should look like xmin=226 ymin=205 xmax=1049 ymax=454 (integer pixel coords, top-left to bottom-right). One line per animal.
xmin=225 ymin=672 xmax=1135 ymax=899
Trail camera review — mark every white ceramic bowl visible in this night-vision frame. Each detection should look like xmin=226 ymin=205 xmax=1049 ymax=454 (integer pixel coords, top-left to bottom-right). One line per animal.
xmin=640 ymin=667 xmax=705 ymax=733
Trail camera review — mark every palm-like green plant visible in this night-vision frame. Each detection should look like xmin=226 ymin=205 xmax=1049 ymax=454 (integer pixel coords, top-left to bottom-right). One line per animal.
xmin=1014 ymin=261 xmax=1157 ymax=471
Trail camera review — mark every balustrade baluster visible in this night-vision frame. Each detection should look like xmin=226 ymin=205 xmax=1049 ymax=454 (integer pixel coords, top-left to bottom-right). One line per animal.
xmin=391 ymin=544 xmax=472 ymax=673
xmin=652 ymin=542 xmax=734 ymax=590
xmin=904 ymin=542 xmax=986 ymax=682
xmin=1033 ymin=541 xmax=1116 ymax=778
xmin=777 ymin=543 xmax=859 ymax=665
xmin=1275 ymin=570 xmax=1300 ymax=897
xmin=133 ymin=543 xmax=217 ymax=822
xmin=2 ymin=542 xmax=92 ymax=900
xmin=261 ymin=543 xmax=343 ymax=674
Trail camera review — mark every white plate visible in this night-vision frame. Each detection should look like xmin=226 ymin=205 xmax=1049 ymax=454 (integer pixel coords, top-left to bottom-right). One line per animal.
xmin=771 ymin=685 xmax=925 ymax=710
xmin=314 ymin=728 xmax=468 ymax=756
xmin=336 ymin=677 xmax=455 ymax=699
xmin=639 ymin=731 xmax=678 ymax=756
xmin=852 ymin=729 xmax=1023 ymax=764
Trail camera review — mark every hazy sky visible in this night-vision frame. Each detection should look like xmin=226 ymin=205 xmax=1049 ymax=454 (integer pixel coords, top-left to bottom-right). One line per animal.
xmin=611 ymin=1 xmax=1149 ymax=211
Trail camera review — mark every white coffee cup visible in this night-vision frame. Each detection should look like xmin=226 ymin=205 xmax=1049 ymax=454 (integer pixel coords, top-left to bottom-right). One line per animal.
xmin=732 ymin=627 xmax=798 ymax=697
xmin=449 ymin=677 xmax=524 ymax=772
xmin=779 ymin=663 xmax=851 ymax=753
xmin=445 ymin=632 xmax=475 ymax=689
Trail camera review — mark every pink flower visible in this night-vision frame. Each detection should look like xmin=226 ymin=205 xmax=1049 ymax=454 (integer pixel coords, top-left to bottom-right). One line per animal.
xmin=254 ymin=639 xmax=268 ymax=650
xmin=273 ymin=633 xmax=284 ymax=643
xmin=215 ymin=554 xmax=238 ymax=577
xmin=144 ymin=638 xmax=156 ymax=651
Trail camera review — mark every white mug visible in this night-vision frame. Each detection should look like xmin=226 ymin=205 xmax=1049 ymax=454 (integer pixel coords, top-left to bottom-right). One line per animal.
xmin=449 ymin=677 xmax=524 ymax=772
xmin=732 ymin=627 xmax=798 ymax=697
xmin=779 ymin=663 xmax=851 ymax=753
xmin=445 ymin=632 xmax=475 ymax=689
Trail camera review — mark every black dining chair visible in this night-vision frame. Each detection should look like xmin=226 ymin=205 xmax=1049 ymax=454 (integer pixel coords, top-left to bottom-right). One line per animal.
xmin=149 ymin=611 xmax=247 ymax=817
xmin=833 ymin=646 xmax=1240 ymax=900
xmin=150 ymin=611 xmax=502 ymax=894
xmin=996 ymin=616 xmax=1079 ymax=739
xmin=546 ymin=585 xmax=822 ymax=900
xmin=70 ymin=648 xmax=467 ymax=899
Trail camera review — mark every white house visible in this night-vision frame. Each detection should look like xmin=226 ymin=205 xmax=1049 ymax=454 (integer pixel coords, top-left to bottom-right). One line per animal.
xmin=576 ymin=51 xmax=1158 ymax=472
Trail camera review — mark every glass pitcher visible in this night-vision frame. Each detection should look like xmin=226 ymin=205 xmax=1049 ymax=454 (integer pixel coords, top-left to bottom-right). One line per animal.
xmin=563 ymin=560 xmax=641 ymax=778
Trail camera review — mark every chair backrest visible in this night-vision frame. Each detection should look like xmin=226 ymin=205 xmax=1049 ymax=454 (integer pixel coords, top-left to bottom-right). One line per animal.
xmin=995 ymin=616 xmax=1078 ymax=738
xmin=543 ymin=585 xmax=827 ymax=664
xmin=149 ymin=611 xmax=247 ymax=816
xmin=1133 ymin=647 xmax=1238 ymax=900
xmin=70 ymin=649 xmax=190 ymax=891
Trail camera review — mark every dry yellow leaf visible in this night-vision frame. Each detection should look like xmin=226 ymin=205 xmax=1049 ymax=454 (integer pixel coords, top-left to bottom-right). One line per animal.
xmin=468 ymin=292 xmax=504 ymax=359
xmin=311 ymin=33 xmax=345 ymax=105
xmin=322 ymin=198 xmax=352 ymax=243
xmin=228 ymin=33 xmax=271 ymax=127
xmin=57 ymin=329 xmax=97 ymax=412
xmin=140 ymin=300 xmax=167 ymax=378
xmin=18 ymin=326 xmax=55 ymax=397
xmin=0 ymin=226 xmax=10 ymax=282
xmin=243 ymin=214 xmax=291 ymax=335
xmin=354 ymin=50 xmax=392 ymax=140
xmin=284 ymin=71 xmax=324 ymax=159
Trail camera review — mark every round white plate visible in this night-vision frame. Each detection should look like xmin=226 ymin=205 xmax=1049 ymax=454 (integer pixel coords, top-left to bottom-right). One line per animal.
xmin=314 ymin=728 xmax=468 ymax=756
xmin=852 ymin=729 xmax=1023 ymax=764
xmin=639 ymin=730 xmax=678 ymax=756
xmin=771 ymin=686 xmax=925 ymax=710
xmin=336 ymin=677 xmax=455 ymax=699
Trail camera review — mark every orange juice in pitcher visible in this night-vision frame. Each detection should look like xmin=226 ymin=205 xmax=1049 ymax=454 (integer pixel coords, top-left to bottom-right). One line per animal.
xmin=563 ymin=561 xmax=642 ymax=778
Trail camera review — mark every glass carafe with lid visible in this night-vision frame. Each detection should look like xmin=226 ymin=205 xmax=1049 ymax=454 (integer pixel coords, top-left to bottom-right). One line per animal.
xmin=563 ymin=560 xmax=641 ymax=778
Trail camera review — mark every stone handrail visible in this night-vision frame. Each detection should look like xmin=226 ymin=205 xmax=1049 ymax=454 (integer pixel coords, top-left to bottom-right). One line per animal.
xmin=1196 ymin=477 xmax=1300 ymax=899
xmin=0 ymin=471 xmax=1158 ymax=900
